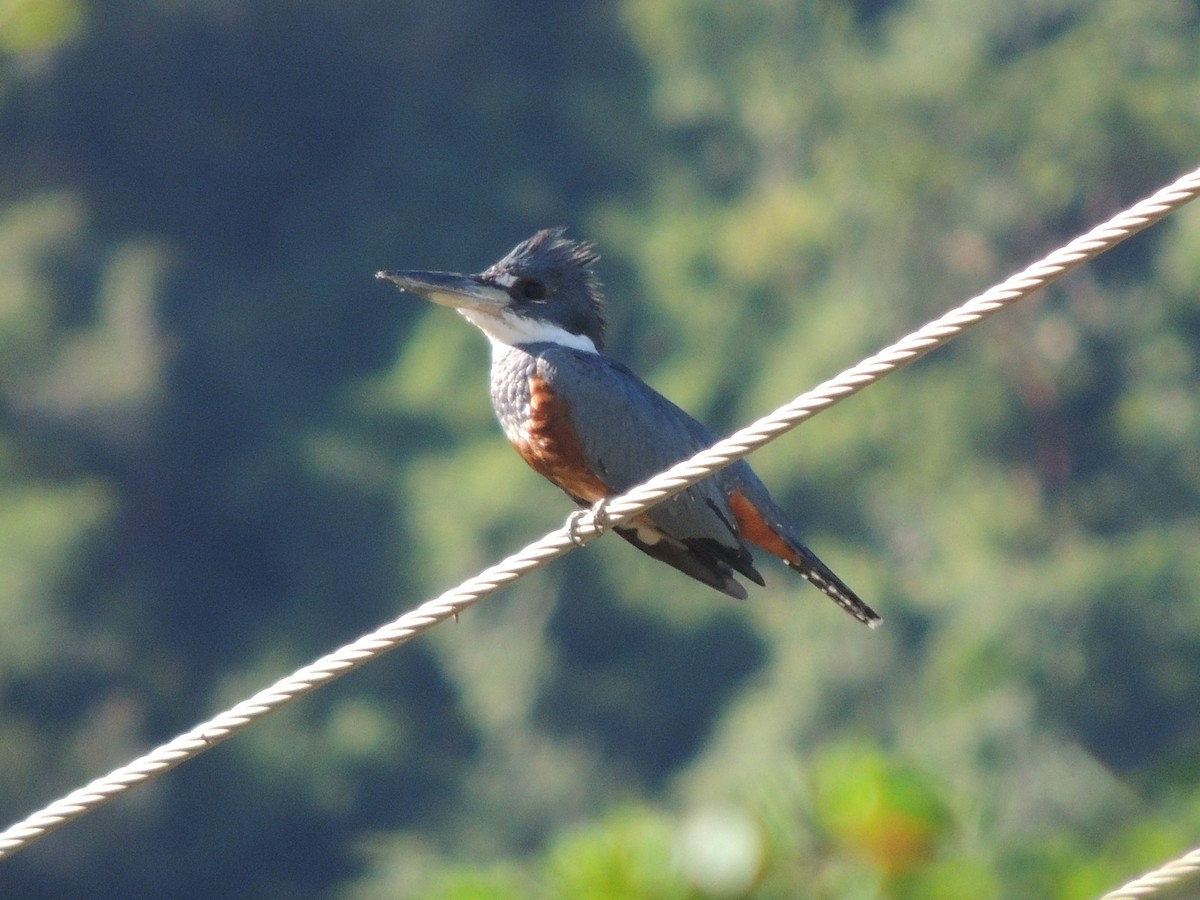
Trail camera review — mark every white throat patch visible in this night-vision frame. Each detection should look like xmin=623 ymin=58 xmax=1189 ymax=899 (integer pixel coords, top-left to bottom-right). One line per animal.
xmin=458 ymin=307 xmax=598 ymax=354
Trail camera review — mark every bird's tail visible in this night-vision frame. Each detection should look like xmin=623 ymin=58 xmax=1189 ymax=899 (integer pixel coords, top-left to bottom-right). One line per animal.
xmin=788 ymin=550 xmax=882 ymax=628
xmin=725 ymin=483 xmax=882 ymax=627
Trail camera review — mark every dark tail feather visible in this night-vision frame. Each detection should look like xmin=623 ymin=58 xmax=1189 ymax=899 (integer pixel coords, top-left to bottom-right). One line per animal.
xmin=787 ymin=550 xmax=882 ymax=628
xmin=614 ymin=525 xmax=751 ymax=600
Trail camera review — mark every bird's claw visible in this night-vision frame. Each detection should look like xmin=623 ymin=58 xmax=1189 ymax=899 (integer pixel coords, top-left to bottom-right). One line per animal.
xmin=567 ymin=499 xmax=612 ymax=546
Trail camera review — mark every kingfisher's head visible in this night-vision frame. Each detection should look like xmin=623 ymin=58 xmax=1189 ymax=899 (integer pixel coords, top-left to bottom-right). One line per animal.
xmin=377 ymin=228 xmax=606 ymax=353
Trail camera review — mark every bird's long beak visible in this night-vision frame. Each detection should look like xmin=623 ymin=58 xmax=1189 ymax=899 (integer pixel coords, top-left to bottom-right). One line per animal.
xmin=375 ymin=270 xmax=508 ymax=314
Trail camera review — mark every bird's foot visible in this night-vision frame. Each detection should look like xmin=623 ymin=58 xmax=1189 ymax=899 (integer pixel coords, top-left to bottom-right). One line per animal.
xmin=566 ymin=498 xmax=612 ymax=546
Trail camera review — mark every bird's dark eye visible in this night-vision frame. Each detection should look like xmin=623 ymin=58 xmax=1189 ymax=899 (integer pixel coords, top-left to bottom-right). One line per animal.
xmin=515 ymin=278 xmax=547 ymax=302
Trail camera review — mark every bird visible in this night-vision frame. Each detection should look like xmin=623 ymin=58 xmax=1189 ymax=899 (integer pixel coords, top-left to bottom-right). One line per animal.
xmin=377 ymin=228 xmax=880 ymax=627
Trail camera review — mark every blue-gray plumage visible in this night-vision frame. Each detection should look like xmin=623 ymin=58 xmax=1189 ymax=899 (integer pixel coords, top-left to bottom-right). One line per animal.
xmin=378 ymin=228 xmax=880 ymax=627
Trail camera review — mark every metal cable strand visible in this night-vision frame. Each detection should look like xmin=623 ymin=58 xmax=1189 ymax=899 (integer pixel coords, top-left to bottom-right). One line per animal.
xmin=1100 ymin=848 xmax=1200 ymax=899
xmin=2 ymin=163 xmax=1199 ymax=863
xmin=599 ymin=164 xmax=1200 ymax=526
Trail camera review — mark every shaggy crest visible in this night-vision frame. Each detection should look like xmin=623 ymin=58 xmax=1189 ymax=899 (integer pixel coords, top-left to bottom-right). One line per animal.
xmin=482 ymin=227 xmax=608 ymax=348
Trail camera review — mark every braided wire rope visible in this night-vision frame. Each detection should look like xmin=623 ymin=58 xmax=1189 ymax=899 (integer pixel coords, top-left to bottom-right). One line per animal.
xmin=1 ymin=164 xmax=1199 ymax=870
xmin=1100 ymin=847 xmax=1200 ymax=899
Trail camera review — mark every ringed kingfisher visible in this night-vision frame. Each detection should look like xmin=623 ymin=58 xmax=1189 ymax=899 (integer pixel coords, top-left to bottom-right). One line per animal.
xmin=378 ymin=228 xmax=880 ymax=627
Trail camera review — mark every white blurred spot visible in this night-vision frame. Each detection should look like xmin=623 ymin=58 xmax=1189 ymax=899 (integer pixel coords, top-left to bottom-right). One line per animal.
xmin=675 ymin=805 xmax=763 ymax=896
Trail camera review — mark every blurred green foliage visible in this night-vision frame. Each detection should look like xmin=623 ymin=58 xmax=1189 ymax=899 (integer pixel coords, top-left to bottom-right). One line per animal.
xmin=1 ymin=0 xmax=1199 ymax=897
xmin=0 ymin=0 xmax=84 ymax=55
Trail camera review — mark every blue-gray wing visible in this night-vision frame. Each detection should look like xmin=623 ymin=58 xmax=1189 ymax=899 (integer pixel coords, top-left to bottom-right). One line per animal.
xmin=534 ymin=345 xmax=750 ymax=549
